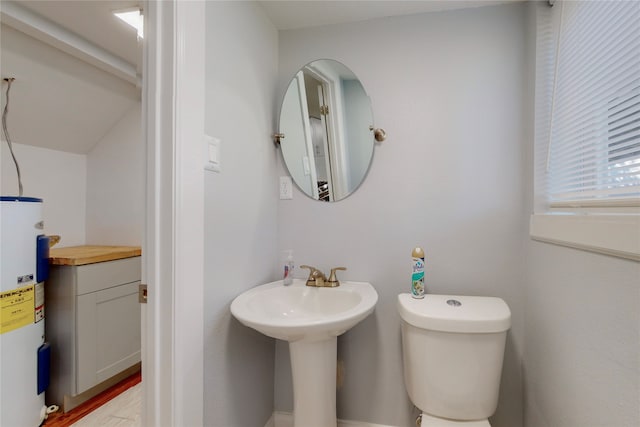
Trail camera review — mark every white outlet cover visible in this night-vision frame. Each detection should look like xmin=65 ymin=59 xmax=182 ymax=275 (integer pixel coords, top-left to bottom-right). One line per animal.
xmin=280 ymin=176 xmax=293 ymax=199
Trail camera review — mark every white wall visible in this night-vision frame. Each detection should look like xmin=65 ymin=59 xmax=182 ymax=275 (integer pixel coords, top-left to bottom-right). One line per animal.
xmin=203 ymin=2 xmax=279 ymax=426
xmin=0 ymin=104 xmax=142 ymax=249
xmin=85 ymin=103 xmax=143 ymax=245
xmin=276 ymin=4 xmax=528 ymax=427
xmin=1 ymin=142 xmax=86 ymax=246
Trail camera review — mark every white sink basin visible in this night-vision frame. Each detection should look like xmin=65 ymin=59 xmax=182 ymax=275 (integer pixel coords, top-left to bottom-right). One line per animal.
xmin=230 ymin=278 xmax=378 ymax=341
xmin=230 ymin=278 xmax=377 ymax=427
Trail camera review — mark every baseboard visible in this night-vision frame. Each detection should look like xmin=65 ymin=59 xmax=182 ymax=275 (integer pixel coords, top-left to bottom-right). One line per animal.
xmin=62 ymin=363 xmax=141 ymax=412
xmin=268 ymin=411 xmax=397 ymax=427
xmin=264 ymin=413 xmax=275 ymax=427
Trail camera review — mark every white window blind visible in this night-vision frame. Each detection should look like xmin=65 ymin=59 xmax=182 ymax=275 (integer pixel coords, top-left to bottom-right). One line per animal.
xmin=537 ymin=0 xmax=640 ymax=205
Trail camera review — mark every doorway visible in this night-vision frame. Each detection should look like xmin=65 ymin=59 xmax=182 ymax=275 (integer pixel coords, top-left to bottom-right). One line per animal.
xmin=1 ymin=2 xmax=205 ymax=425
xmin=0 ymin=1 xmax=143 ymax=424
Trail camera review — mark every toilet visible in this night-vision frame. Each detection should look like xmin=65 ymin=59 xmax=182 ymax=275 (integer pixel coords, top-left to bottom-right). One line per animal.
xmin=397 ymin=293 xmax=511 ymax=427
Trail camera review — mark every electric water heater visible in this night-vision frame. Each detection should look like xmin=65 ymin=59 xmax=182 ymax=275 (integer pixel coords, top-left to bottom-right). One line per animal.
xmin=1 ymin=196 xmax=50 ymax=426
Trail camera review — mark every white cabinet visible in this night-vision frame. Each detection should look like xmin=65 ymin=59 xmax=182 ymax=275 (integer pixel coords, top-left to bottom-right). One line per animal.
xmin=45 ymin=252 xmax=141 ymax=411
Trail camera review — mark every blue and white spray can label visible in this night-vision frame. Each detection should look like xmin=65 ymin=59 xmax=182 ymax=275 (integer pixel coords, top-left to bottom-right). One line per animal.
xmin=411 ymin=247 xmax=425 ymax=299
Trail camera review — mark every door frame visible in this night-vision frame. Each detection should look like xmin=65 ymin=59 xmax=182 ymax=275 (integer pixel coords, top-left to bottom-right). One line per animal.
xmin=304 ymin=63 xmax=349 ymax=199
xmin=142 ymin=1 xmax=205 ymax=425
xmin=315 ymin=82 xmax=335 ymax=200
xmin=295 ymin=71 xmax=320 ymax=199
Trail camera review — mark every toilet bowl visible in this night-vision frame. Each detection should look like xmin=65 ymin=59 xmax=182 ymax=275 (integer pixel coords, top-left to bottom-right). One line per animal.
xmin=397 ymin=294 xmax=511 ymax=427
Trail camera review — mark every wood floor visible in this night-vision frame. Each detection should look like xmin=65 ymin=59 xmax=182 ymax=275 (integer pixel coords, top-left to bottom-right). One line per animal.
xmin=43 ymin=372 xmax=141 ymax=427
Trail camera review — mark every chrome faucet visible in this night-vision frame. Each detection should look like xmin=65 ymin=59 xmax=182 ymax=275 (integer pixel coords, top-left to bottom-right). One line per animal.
xmin=300 ymin=265 xmax=346 ymax=287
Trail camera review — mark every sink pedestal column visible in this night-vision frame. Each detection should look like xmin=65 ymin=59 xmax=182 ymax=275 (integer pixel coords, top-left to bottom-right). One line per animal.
xmin=289 ymin=337 xmax=338 ymax=427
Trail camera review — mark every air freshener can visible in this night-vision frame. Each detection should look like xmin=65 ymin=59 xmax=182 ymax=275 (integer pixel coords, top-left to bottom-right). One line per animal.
xmin=411 ymin=247 xmax=425 ymax=299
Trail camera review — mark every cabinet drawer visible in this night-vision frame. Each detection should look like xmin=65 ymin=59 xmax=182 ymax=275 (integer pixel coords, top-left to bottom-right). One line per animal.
xmin=76 ymin=257 xmax=141 ymax=295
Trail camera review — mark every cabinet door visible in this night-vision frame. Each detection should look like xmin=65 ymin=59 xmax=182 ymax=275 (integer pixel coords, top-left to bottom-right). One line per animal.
xmin=76 ymin=281 xmax=141 ymax=393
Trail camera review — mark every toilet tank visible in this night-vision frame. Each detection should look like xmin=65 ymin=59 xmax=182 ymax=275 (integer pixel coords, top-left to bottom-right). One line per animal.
xmin=397 ymin=294 xmax=510 ymax=421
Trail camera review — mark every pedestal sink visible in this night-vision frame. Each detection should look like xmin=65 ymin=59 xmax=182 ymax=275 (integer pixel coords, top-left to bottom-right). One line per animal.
xmin=230 ymin=279 xmax=378 ymax=427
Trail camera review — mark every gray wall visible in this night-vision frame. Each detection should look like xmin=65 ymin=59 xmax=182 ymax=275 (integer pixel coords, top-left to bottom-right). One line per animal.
xmin=276 ymin=4 xmax=528 ymax=427
xmin=203 ymin=2 xmax=279 ymax=426
xmin=342 ymin=79 xmax=373 ymax=193
xmin=524 ymin=242 xmax=640 ymax=427
xmin=200 ymin=3 xmax=638 ymax=427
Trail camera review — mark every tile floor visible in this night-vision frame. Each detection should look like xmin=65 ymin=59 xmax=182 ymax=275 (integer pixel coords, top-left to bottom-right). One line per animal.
xmin=70 ymin=383 xmax=141 ymax=426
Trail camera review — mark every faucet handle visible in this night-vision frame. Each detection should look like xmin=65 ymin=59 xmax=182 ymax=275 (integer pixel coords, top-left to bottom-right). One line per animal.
xmin=300 ymin=265 xmax=321 ymax=286
xmin=300 ymin=264 xmax=318 ymax=274
xmin=327 ymin=267 xmax=347 ymax=287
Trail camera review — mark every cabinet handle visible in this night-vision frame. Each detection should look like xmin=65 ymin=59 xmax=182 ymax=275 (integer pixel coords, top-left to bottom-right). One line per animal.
xmin=139 ymin=284 xmax=147 ymax=304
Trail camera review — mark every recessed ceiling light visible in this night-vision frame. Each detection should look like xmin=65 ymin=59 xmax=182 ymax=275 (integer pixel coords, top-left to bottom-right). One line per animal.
xmin=114 ymin=7 xmax=143 ymax=39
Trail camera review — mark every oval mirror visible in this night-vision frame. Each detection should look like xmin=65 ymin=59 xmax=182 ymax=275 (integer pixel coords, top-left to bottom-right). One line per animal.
xmin=278 ymin=59 xmax=375 ymax=202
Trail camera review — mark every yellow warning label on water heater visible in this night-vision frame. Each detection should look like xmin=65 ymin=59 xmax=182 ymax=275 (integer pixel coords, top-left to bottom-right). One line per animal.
xmin=0 ymin=285 xmax=35 ymax=334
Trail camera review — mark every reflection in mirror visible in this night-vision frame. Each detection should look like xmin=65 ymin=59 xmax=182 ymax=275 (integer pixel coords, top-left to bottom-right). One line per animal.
xmin=279 ymin=59 xmax=374 ymax=202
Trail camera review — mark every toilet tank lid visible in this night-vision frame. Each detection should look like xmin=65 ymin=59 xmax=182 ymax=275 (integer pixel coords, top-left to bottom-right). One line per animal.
xmin=397 ymin=294 xmax=511 ymax=333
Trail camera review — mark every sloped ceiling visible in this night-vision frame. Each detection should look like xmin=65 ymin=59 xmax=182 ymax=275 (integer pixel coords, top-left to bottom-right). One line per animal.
xmin=15 ymin=0 xmax=142 ymax=67
xmin=0 ymin=1 xmax=140 ymax=155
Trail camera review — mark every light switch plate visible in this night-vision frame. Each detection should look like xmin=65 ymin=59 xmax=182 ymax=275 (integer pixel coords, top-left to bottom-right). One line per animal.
xmin=280 ymin=176 xmax=293 ymax=199
xmin=204 ymin=135 xmax=221 ymax=172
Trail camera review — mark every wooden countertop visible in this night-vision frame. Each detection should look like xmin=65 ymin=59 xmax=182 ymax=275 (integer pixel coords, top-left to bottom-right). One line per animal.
xmin=49 ymin=245 xmax=142 ymax=266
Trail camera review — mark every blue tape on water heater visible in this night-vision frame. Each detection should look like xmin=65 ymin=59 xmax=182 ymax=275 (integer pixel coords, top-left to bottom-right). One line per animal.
xmin=36 ymin=235 xmax=50 ymax=283
xmin=37 ymin=343 xmax=51 ymax=395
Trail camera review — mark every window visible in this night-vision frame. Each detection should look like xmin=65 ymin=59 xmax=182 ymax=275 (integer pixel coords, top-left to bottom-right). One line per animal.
xmin=531 ymin=0 xmax=640 ymax=260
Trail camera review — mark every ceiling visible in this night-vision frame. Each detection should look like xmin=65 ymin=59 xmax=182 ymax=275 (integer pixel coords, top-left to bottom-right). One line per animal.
xmin=6 ymin=1 xmax=525 ymax=64
xmin=259 ymin=0 xmax=524 ymax=30
xmin=0 ymin=0 xmax=522 ymax=155
xmin=13 ymin=0 xmax=142 ymax=68
xmin=0 ymin=1 xmax=141 ymax=154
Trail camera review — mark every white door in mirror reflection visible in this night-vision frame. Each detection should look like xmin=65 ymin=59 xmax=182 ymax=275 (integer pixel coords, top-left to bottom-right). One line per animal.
xmin=280 ymin=71 xmax=318 ymax=198
xmin=279 ymin=59 xmax=375 ymax=202
xmin=312 ymin=78 xmax=334 ymax=201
